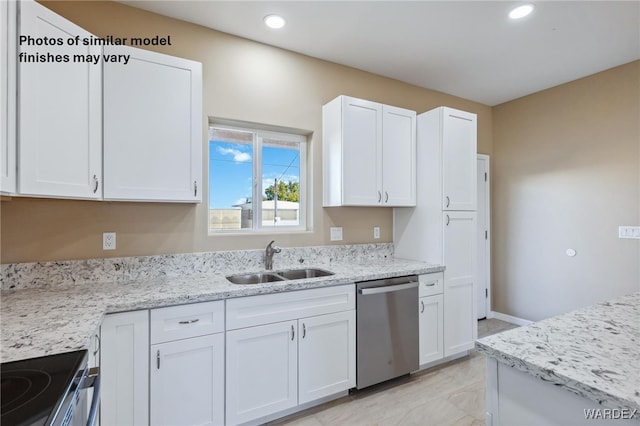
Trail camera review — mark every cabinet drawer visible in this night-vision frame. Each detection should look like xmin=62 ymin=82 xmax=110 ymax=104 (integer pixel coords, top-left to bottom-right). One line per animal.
xmin=151 ymin=301 xmax=224 ymax=344
xmin=419 ymin=272 xmax=443 ymax=297
xmin=226 ymin=284 xmax=355 ymax=330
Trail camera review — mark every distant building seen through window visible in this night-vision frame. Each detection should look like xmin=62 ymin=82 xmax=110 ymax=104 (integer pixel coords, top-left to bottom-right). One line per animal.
xmin=208 ymin=124 xmax=307 ymax=232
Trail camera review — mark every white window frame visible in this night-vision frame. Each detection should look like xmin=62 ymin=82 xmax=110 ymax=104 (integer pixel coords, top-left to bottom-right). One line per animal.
xmin=208 ymin=122 xmax=308 ymax=234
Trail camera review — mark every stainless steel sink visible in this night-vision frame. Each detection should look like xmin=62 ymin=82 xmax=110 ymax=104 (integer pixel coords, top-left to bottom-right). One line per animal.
xmin=226 ymin=272 xmax=285 ymax=285
xmin=275 ymin=268 xmax=334 ymax=280
xmin=226 ymin=268 xmax=334 ymax=284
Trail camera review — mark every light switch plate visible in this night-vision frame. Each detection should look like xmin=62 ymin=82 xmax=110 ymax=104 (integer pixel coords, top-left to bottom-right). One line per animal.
xmin=618 ymin=226 xmax=640 ymax=239
xmin=330 ymin=227 xmax=343 ymax=241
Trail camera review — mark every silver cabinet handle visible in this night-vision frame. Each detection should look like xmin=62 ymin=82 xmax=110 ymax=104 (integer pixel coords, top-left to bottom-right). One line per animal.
xmin=420 ymin=300 xmax=425 ymax=313
xmin=445 ymin=196 xmax=450 ymax=207
xmin=92 ymin=175 xmax=99 ymax=193
xmin=385 ymin=191 xmax=389 ymax=203
xmin=446 ymin=215 xmax=450 ymax=226
xmin=93 ymin=333 xmax=100 ymax=356
xmin=378 ymin=191 xmax=382 ymax=203
xmin=359 ymin=281 xmax=418 ymax=295
xmin=194 ymin=181 xmax=198 ymax=197
xmin=156 ymin=350 xmax=160 ymax=369
xmin=302 ymin=323 xmax=306 ymax=339
xmin=291 ymin=325 xmax=295 ymax=341
xmin=425 ymin=282 xmax=436 ymax=287
xmin=178 ymin=318 xmax=200 ymax=325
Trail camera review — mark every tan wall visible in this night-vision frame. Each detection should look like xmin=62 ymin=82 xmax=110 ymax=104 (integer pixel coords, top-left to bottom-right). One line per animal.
xmin=492 ymin=61 xmax=640 ymax=321
xmin=0 ymin=1 xmax=492 ymax=263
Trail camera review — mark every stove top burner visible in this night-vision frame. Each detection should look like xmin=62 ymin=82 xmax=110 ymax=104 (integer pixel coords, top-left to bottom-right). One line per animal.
xmin=1 ymin=369 xmax=52 ymax=416
xmin=1 ymin=350 xmax=87 ymax=426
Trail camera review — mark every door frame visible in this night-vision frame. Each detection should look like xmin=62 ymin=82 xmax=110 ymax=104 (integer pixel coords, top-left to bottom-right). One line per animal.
xmin=477 ymin=154 xmax=491 ymax=319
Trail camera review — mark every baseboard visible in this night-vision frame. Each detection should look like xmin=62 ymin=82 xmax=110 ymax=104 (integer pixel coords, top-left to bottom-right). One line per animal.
xmin=489 ymin=310 xmax=534 ymax=326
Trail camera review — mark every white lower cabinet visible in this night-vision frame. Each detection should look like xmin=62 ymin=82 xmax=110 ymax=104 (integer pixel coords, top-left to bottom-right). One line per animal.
xmin=100 ymin=287 xmax=356 ymax=426
xmin=418 ymin=273 xmax=444 ymax=366
xmin=149 ymin=301 xmax=225 ymax=426
xmin=419 ymin=294 xmax=444 ymax=365
xmin=226 ymin=320 xmax=298 ymax=425
xmin=442 ymin=211 xmax=477 ymax=356
xmin=150 ymin=334 xmax=225 ymax=426
xmin=100 ymin=310 xmax=149 ymax=426
xmin=298 ymin=310 xmax=356 ymax=404
xmin=225 ymin=285 xmax=356 ymax=425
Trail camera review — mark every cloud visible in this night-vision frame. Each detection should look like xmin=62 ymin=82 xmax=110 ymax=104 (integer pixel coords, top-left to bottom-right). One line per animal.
xmin=217 ymin=147 xmax=251 ymax=162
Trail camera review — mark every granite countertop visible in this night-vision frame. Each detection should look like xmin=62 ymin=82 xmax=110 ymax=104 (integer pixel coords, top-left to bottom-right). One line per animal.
xmin=1 ymin=257 xmax=443 ymax=363
xmin=476 ymin=292 xmax=640 ymax=412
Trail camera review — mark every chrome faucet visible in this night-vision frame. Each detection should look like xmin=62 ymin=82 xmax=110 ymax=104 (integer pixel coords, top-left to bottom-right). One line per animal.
xmin=265 ymin=240 xmax=282 ymax=270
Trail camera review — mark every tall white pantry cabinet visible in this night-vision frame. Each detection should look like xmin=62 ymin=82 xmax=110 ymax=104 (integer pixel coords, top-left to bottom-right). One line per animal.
xmin=394 ymin=106 xmax=478 ymax=359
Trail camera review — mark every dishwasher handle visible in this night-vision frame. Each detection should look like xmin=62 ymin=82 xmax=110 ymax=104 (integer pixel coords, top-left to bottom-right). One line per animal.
xmin=359 ymin=281 xmax=418 ymax=295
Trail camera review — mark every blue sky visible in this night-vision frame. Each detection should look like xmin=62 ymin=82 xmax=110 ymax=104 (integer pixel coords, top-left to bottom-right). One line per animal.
xmin=209 ymin=140 xmax=300 ymax=209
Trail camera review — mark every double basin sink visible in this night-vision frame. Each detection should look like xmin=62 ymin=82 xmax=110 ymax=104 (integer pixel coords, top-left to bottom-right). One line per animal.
xmin=226 ymin=268 xmax=334 ymax=285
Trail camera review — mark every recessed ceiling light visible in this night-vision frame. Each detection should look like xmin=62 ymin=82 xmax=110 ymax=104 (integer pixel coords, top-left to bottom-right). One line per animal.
xmin=264 ymin=14 xmax=286 ymax=29
xmin=509 ymin=4 xmax=535 ymax=19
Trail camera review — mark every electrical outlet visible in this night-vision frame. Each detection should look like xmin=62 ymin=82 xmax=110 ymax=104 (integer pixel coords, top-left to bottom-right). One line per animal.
xmin=619 ymin=226 xmax=640 ymax=239
xmin=330 ymin=227 xmax=343 ymax=241
xmin=373 ymin=226 xmax=380 ymax=239
xmin=103 ymin=232 xmax=116 ymax=250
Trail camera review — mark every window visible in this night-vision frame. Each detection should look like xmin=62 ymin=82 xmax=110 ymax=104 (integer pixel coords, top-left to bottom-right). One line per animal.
xmin=208 ymin=124 xmax=307 ymax=232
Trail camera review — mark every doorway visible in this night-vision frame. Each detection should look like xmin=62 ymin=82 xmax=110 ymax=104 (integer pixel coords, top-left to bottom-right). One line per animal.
xmin=477 ymin=155 xmax=490 ymax=319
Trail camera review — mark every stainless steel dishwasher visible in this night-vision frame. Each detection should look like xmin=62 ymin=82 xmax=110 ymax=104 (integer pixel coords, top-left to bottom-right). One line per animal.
xmin=356 ymin=275 xmax=419 ymax=389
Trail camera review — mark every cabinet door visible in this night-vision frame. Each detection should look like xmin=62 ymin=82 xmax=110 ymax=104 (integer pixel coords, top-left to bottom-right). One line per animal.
xmin=226 ymin=320 xmax=298 ymax=425
xmin=442 ymin=108 xmax=477 ymax=211
xmin=103 ymin=45 xmax=202 ymax=202
xmin=18 ymin=1 xmax=102 ymax=199
xmin=419 ymin=294 xmax=444 ymax=365
xmin=150 ymin=333 xmax=224 ymax=426
xmin=443 ymin=211 xmax=477 ymax=356
xmin=101 ymin=310 xmax=149 ymax=426
xmin=341 ymin=96 xmax=382 ymax=205
xmin=299 ymin=310 xmax=356 ymax=404
xmin=382 ymin=105 xmax=416 ymax=206
xmin=0 ymin=0 xmax=16 ymax=194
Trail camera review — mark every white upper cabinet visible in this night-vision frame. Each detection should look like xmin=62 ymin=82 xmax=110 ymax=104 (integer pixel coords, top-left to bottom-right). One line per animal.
xmin=441 ymin=108 xmax=477 ymax=211
xmin=382 ymin=104 xmax=416 ymax=206
xmin=323 ymin=95 xmax=416 ymax=207
xmin=103 ymin=45 xmax=202 ymax=202
xmin=0 ymin=0 xmax=16 ymax=194
xmin=18 ymin=1 xmax=102 ymax=199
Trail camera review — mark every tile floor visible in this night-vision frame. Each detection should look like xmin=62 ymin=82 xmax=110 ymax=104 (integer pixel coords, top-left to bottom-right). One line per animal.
xmin=270 ymin=319 xmax=518 ymax=426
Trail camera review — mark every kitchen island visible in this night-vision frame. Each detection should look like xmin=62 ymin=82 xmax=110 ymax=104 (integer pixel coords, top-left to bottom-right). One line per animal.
xmin=476 ymin=292 xmax=640 ymax=425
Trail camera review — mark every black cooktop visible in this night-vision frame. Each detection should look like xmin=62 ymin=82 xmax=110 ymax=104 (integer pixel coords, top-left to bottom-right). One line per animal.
xmin=1 ymin=350 xmax=87 ymax=426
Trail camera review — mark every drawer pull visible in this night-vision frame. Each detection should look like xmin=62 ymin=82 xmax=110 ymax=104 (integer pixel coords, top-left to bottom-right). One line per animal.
xmin=178 ymin=319 xmax=200 ymax=325
xmin=425 ymin=282 xmax=436 ymax=287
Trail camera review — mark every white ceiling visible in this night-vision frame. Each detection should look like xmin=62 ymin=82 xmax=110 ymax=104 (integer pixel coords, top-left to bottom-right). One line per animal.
xmin=119 ymin=1 xmax=640 ymax=106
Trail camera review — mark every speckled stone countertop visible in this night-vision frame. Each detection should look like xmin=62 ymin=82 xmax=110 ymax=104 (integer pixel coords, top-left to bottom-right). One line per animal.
xmin=476 ymin=292 xmax=640 ymax=412
xmin=1 ymin=257 xmax=442 ymax=363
